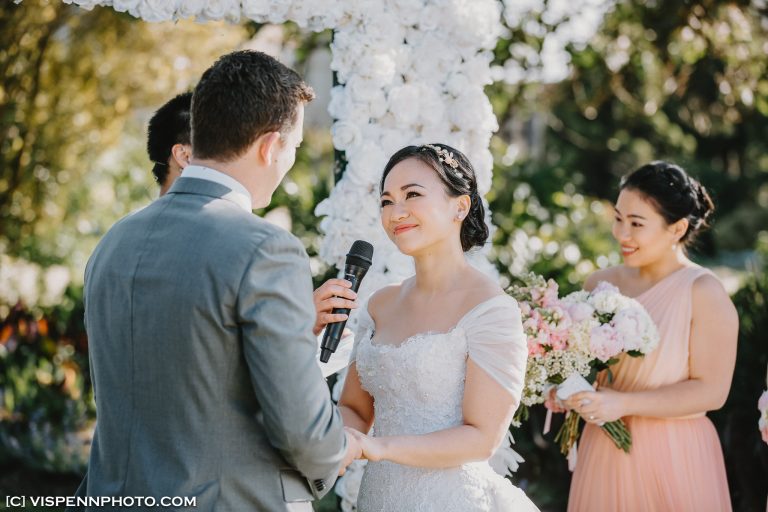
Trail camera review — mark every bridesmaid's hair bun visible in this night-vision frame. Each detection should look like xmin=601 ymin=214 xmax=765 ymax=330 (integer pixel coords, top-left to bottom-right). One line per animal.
xmin=620 ymin=161 xmax=715 ymax=245
xmin=381 ymin=144 xmax=489 ymax=252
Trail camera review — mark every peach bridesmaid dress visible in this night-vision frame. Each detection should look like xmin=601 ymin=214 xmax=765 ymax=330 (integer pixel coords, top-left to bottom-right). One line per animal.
xmin=568 ymin=266 xmax=732 ymax=512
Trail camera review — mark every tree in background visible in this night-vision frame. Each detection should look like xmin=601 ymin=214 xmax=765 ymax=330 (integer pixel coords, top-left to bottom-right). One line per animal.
xmin=0 ymin=0 xmax=247 ymax=270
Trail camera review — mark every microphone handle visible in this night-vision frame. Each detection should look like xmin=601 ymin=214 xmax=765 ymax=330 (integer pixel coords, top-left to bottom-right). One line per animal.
xmin=323 ymin=272 xmax=358 ymax=340
xmin=320 ymin=265 xmax=368 ymax=362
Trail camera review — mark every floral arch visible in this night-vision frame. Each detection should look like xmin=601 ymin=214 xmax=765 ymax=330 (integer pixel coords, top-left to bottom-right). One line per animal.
xmin=54 ymin=0 xmax=505 ymax=298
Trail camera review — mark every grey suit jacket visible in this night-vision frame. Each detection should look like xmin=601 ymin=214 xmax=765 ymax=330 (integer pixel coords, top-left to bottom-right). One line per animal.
xmin=70 ymin=177 xmax=346 ymax=511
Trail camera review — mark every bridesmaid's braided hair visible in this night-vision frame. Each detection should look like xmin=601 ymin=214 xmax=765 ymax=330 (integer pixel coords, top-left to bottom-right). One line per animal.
xmin=620 ymin=161 xmax=715 ymax=246
xmin=380 ymin=144 xmax=489 ymax=252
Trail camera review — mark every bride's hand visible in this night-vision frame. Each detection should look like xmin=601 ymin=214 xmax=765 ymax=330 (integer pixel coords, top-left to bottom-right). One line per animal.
xmin=345 ymin=427 xmax=386 ymax=462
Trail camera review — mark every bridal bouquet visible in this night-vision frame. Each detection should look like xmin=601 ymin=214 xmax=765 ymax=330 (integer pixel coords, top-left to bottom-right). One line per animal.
xmin=509 ymin=275 xmax=659 ymax=458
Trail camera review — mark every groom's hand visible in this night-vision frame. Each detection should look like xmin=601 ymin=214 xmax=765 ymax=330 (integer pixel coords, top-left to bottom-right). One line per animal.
xmin=339 ymin=429 xmax=363 ymax=475
xmin=313 ymin=278 xmax=358 ymax=336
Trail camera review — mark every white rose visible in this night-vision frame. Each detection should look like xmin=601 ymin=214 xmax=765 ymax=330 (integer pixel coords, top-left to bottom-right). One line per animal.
xmin=445 ymin=72 xmax=470 ymax=97
xmin=346 ymin=75 xmax=381 ymax=104
xmin=137 ymin=0 xmax=176 ymax=22
xmin=588 ymin=290 xmax=622 ymax=315
xmin=366 ymin=51 xmax=397 ymax=84
xmin=346 ymin=141 xmax=388 ymax=178
xmin=112 ymin=0 xmax=141 ymax=13
xmin=241 ymin=0 xmax=269 ymax=19
xmin=417 ymin=4 xmax=442 ymax=32
xmin=391 ymin=0 xmax=422 ymax=26
xmin=68 ymin=0 xmax=102 ymax=10
xmin=359 ymin=15 xmax=406 ymax=47
xmin=265 ymin=0 xmax=291 ymax=23
xmin=203 ymin=0 xmax=238 ymax=20
xmin=449 ymin=90 xmax=495 ymax=131
xmin=332 ymin=121 xmax=362 ymax=151
xmin=452 ymin=0 xmax=502 ymax=48
xmin=328 ymin=85 xmax=354 ymax=120
xmin=464 ymin=53 xmax=495 ymax=86
xmin=366 ymin=89 xmax=389 ymax=119
xmin=417 ymin=87 xmax=447 ymax=126
xmin=173 ymin=0 xmax=204 ymax=18
xmin=387 ymin=84 xmax=421 ymax=125
xmin=377 ymin=128 xmax=411 ymax=156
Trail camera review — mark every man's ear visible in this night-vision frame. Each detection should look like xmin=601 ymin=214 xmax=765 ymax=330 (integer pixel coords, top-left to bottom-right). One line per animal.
xmin=256 ymin=132 xmax=281 ymax=166
xmin=170 ymin=143 xmax=191 ymax=169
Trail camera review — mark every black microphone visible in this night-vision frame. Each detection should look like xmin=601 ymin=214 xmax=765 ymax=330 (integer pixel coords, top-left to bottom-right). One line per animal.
xmin=320 ymin=240 xmax=374 ymax=363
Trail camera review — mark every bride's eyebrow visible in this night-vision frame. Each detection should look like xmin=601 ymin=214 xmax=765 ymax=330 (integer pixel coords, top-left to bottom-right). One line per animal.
xmin=380 ymin=183 xmax=426 ymax=197
xmin=614 ymin=206 xmax=647 ymax=220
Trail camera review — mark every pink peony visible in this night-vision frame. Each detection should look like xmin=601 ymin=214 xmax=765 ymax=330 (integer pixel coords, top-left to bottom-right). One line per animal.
xmin=528 ymin=339 xmax=545 ymax=357
xmin=612 ymin=308 xmax=644 ymax=351
xmin=523 ymin=317 xmax=538 ymax=332
xmin=547 ymin=331 xmax=568 ymax=351
xmin=568 ymin=302 xmax=595 ymax=323
xmin=762 ymin=427 xmax=768 ymax=445
xmin=541 ymin=280 xmax=560 ymax=307
xmin=589 ymin=324 xmax=623 ymax=362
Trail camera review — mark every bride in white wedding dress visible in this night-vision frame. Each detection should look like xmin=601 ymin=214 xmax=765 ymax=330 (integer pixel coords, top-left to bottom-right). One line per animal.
xmin=338 ymin=144 xmax=539 ymax=511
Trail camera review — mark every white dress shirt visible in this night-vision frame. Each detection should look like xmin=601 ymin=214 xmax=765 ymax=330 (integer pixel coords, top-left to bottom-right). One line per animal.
xmin=181 ymin=165 xmax=253 ymax=213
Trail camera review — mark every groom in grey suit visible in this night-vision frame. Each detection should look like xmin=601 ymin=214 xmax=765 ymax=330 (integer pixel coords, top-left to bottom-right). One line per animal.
xmin=71 ymin=51 xmax=359 ymax=511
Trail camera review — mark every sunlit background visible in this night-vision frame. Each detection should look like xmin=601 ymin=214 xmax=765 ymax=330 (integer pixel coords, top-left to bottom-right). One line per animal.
xmin=1 ymin=1 xmax=766 ymax=510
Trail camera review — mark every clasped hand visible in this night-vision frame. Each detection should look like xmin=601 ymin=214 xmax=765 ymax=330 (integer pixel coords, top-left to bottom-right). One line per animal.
xmin=562 ymin=386 xmax=627 ymax=425
xmin=339 ymin=427 xmax=384 ymax=474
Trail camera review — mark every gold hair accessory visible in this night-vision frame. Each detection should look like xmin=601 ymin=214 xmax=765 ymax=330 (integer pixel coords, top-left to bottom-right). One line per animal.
xmin=424 ymin=144 xmax=460 ymax=174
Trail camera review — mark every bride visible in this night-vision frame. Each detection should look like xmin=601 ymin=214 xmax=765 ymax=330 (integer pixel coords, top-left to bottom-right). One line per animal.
xmin=338 ymin=144 xmax=539 ymax=511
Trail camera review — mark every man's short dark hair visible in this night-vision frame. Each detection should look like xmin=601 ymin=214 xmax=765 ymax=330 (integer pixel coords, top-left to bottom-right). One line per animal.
xmin=191 ymin=50 xmax=315 ymax=162
xmin=147 ymin=92 xmax=192 ymax=185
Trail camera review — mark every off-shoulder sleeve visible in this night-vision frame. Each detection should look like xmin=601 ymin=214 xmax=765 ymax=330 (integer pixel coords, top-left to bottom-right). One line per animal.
xmin=350 ymin=305 xmax=375 ymax=363
xmin=459 ymin=295 xmax=527 ymax=404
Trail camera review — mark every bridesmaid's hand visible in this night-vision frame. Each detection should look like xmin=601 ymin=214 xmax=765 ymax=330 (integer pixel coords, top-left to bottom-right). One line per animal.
xmin=544 ymin=387 xmax=567 ymax=413
xmin=345 ymin=427 xmax=386 ymax=462
xmin=568 ymin=388 xmax=627 ymax=425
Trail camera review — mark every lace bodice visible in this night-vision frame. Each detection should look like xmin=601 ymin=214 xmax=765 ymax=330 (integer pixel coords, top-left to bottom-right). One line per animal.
xmin=357 ymin=325 xmax=468 ymax=437
xmin=350 ymin=294 xmax=539 ymax=512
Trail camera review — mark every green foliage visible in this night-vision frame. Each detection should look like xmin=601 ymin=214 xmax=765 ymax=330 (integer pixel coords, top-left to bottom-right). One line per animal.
xmin=0 ymin=0 xmax=248 ymax=269
xmin=710 ymin=234 xmax=768 ymax=511
xmin=490 ymin=0 xmax=768 ymax=257
xmin=0 ymin=286 xmax=93 ymax=473
xmin=489 ymin=159 xmax=617 ymax=295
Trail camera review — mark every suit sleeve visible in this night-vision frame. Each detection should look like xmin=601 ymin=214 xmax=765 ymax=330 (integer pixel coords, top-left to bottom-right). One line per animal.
xmin=236 ymin=230 xmax=346 ymax=497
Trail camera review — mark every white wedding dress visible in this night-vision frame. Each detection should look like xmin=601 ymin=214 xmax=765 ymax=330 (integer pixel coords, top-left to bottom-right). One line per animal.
xmin=351 ymin=294 xmax=539 ymax=512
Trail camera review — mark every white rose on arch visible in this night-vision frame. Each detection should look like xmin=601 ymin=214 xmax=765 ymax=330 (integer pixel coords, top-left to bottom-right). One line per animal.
xmin=203 ymin=0 xmax=241 ymax=22
xmin=331 ymin=121 xmax=362 ymax=152
xmin=111 ymin=0 xmax=141 ymax=14
xmin=136 ymin=0 xmax=177 ymax=22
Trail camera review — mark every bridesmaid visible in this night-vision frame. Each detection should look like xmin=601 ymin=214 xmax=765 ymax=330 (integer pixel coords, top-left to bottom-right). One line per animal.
xmin=565 ymin=161 xmax=738 ymax=512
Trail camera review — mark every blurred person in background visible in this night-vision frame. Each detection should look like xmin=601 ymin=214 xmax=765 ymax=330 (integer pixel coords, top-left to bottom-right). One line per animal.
xmin=147 ymin=92 xmax=192 ymax=196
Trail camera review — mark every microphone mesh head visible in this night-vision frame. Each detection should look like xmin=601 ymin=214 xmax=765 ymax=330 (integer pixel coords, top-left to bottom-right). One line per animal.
xmin=346 ymin=240 xmax=374 ymax=268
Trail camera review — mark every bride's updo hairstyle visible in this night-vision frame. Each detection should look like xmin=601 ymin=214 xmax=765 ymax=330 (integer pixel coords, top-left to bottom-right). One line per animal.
xmin=620 ymin=160 xmax=715 ymax=247
xmin=380 ymin=143 xmax=489 ymax=252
